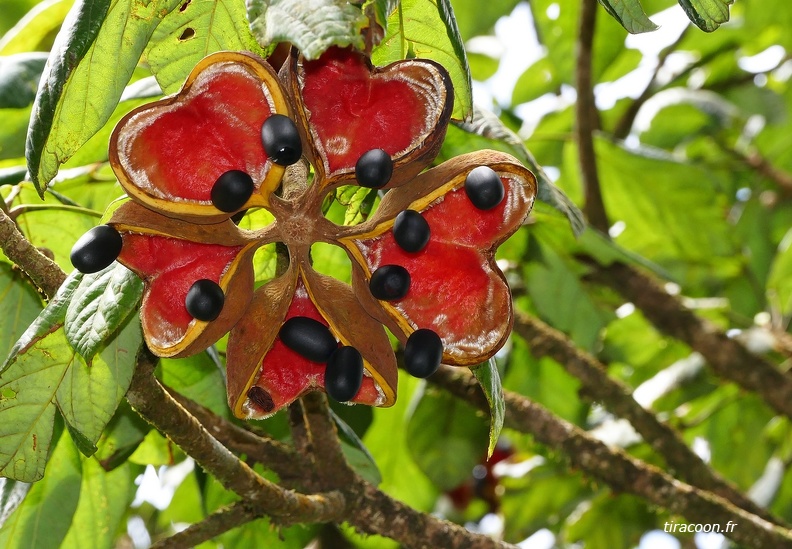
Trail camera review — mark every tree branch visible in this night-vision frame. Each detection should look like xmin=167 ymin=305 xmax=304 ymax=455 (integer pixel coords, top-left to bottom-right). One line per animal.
xmin=126 ymin=348 xmax=346 ymax=524
xmin=151 ymin=501 xmax=259 ymax=549
xmin=587 ymin=262 xmax=792 ymax=420
xmin=575 ymin=0 xmax=609 ymax=233
xmin=0 ymin=208 xmax=66 ymax=298
xmin=430 ymin=366 xmax=792 ymax=549
xmin=513 ymin=311 xmax=785 ymax=526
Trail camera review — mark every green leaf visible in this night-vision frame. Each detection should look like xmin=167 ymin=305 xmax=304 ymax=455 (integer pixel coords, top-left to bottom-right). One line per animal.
xmin=336 ymin=186 xmax=378 ymax=225
xmin=0 ymin=264 xmax=43 ymax=367
xmin=406 ymin=385 xmax=489 ymax=490
xmin=1 ymin=270 xmax=81 ymax=373
xmin=147 ymin=0 xmax=261 ymax=94
xmin=94 ymin=400 xmax=149 ymax=471
xmin=160 ymin=352 xmax=230 ymax=418
xmin=330 ymin=408 xmax=381 ymax=486
xmin=372 ymin=0 xmax=472 ymax=121
xmin=448 ymin=107 xmax=585 ymax=236
xmin=512 ymin=56 xmax=560 ymax=105
xmin=0 ymin=53 xmax=49 ymax=109
xmin=26 ymin=0 xmax=181 ymax=194
xmin=248 ymin=0 xmax=366 ymax=61
xmin=56 ymin=316 xmax=142 ymax=456
xmin=471 ymin=358 xmax=505 ymax=459
xmin=0 ymin=0 xmax=75 ymax=55
xmin=678 ymin=0 xmax=733 ymax=32
xmin=0 ymin=478 xmax=30 ymax=528
xmin=767 ymin=228 xmax=792 ymax=317
xmin=364 ymin=372 xmax=438 ymax=511
xmin=64 ymin=263 xmax=143 ymax=362
xmin=597 ymin=0 xmax=659 ymax=34
xmin=0 ymin=431 xmax=82 ymax=548
xmin=61 ymin=459 xmax=136 ymax=549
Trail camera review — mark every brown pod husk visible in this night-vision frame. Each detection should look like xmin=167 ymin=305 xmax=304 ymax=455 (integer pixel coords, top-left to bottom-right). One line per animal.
xmin=109 ymin=51 xmax=291 ymax=224
xmin=226 ymin=267 xmax=298 ymax=419
xmin=109 ymin=201 xmax=259 ymax=357
xmin=285 ymin=46 xmax=453 ymax=192
xmin=342 ymin=150 xmax=537 ymax=365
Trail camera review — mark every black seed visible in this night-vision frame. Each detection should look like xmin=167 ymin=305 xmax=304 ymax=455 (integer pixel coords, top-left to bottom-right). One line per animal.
xmin=70 ymin=225 xmax=123 ymax=274
xmin=261 ymin=114 xmax=302 ymax=166
xmin=247 ymin=386 xmax=275 ymax=412
xmin=185 ymin=279 xmax=225 ymax=321
xmin=404 ymin=329 xmax=443 ymax=378
xmin=393 ymin=210 xmax=430 ymax=253
xmin=211 ymin=170 xmax=254 ymax=212
xmin=464 ymin=166 xmax=505 ymax=210
xmin=279 ymin=316 xmax=337 ymax=363
xmin=325 ymin=346 xmax=364 ymax=402
xmin=355 ymin=149 xmax=393 ymax=188
xmin=369 ymin=265 xmax=410 ymax=301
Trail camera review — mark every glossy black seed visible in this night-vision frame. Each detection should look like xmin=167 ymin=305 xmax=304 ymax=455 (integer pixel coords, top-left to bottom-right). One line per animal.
xmin=464 ymin=166 xmax=505 ymax=210
xmin=369 ymin=265 xmax=410 ymax=301
xmin=393 ymin=209 xmax=430 ymax=253
xmin=70 ymin=225 xmax=123 ymax=274
xmin=355 ymin=148 xmax=393 ymax=188
xmin=211 ymin=170 xmax=254 ymax=212
xmin=279 ymin=316 xmax=337 ymax=363
xmin=185 ymin=279 xmax=225 ymax=321
xmin=325 ymin=346 xmax=364 ymax=402
xmin=247 ymin=386 xmax=275 ymax=412
xmin=404 ymin=329 xmax=443 ymax=378
xmin=261 ymin=114 xmax=302 ymax=165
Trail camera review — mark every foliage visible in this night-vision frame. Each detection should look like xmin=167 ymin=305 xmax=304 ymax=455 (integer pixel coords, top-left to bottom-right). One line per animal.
xmin=2 ymin=0 xmax=792 ymax=547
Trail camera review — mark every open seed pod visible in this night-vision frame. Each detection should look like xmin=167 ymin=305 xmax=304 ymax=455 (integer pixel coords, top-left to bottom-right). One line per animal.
xmin=340 ymin=150 xmax=537 ymax=366
xmin=108 ymin=201 xmax=260 ymax=357
xmin=92 ymin=45 xmax=536 ymax=420
xmin=110 ymin=51 xmax=292 ymax=224
xmin=285 ymin=46 xmax=453 ymax=192
xmin=226 ymin=261 xmax=397 ymax=419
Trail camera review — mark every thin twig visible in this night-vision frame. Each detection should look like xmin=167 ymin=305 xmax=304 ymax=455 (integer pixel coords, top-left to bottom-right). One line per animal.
xmin=151 ymin=501 xmax=259 ymax=548
xmin=575 ymin=0 xmax=609 ymax=233
xmin=0 ymin=208 xmax=66 ymax=298
xmin=587 ymin=262 xmax=792 ymax=420
xmin=430 ymin=366 xmax=792 ymax=549
xmin=126 ymin=349 xmax=346 ymax=524
xmin=514 ymin=311 xmax=785 ymax=526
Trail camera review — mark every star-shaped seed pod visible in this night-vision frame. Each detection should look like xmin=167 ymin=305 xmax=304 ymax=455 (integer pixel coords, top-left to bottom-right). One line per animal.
xmin=72 ymin=46 xmax=537 ymax=419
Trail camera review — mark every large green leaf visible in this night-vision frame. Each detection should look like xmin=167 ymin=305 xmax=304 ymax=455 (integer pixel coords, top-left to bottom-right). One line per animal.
xmin=56 ymin=316 xmax=142 ymax=456
xmin=248 ymin=0 xmax=366 ymax=61
xmin=64 ymin=263 xmax=143 ymax=362
xmin=60 ymin=459 xmax=136 ymax=549
xmin=26 ymin=0 xmax=181 ymax=194
xmin=0 ymin=328 xmax=74 ymax=480
xmin=364 ymin=372 xmax=438 ymax=511
xmin=372 ymin=0 xmax=472 ymax=121
xmin=0 ymin=0 xmax=75 ymax=55
xmin=471 ymin=358 xmax=505 ymax=459
xmin=0 ymin=432 xmax=82 ymax=548
xmin=147 ymin=0 xmax=260 ymax=94
xmin=0 ymin=53 xmax=49 ymax=109
xmin=0 ymin=264 xmax=43 ymax=366
xmin=1 ymin=270 xmax=80 ymax=373
xmin=94 ymin=400 xmax=149 ymax=471
xmin=678 ymin=0 xmax=733 ymax=32
xmin=160 ymin=352 xmax=230 ymax=418
xmin=766 ymin=228 xmax=792 ymax=316
xmin=406 ymin=385 xmax=489 ymax=491
xmin=597 ymin=0 xmax=658 ymax=33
